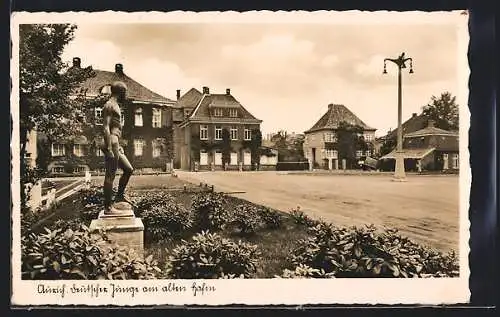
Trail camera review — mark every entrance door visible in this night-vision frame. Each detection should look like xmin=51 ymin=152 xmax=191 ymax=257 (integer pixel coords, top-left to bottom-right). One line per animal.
xmin=243 ymin=151 xmax=251 ymax=165
xmin=311 ymin=148 xmax=316 ymax=168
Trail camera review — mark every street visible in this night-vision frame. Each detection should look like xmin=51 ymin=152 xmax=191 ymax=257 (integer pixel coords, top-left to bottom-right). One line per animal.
xmin=175 ymin=171 xmax=460 ymax=252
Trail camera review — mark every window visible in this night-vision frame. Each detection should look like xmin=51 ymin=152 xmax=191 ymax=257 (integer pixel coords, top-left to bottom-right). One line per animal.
xmin=244 ymin=128 xmax=252 ymax=141
xmin=152 ymin=108 xmax=162 ymax=128
xmin=152 ymin=140 xmax=162 ymax=158
xmin=52 ymin=166 xmax=64 ymax=174
xmin=325 ymin=149 xmax=338 ymax=159
xmin=134 ymin=139 xmax=145 ymax=156
xmin=214 ymin=108 xmax=223 ymax=117
xmin=356 ymin=150 xmax=363 ymax=158
xmin=134 ymin=107 xmax=143 ymax=127
xmin=364 ymin=133 xmax=374 ymax=142
xmin=51 ymin=143 xmax=65 ymax=157
xmin=200 ymin=125 xmax=208 ymax=140
xmin=120 ymin=113 xmax=125 ymax=127
xmin=95 ymin=107 xmax=103 ymax=125
xmin=324 ymin=132 xmax=335 ymax=142
xmin=215 ymin=126 xmax=222 ymax=140
xmin=74 ymin=166 xmax=86 ymax=173
xmin=230 ymin=126 xmax=238 ymax=140
xmin=96 ymin=148 xmax=104 ymax=157
xmin=229 ymin=108 xmax=238 ymax=117
xmin=365 ymin=150 xmax=371 ymax=157
xmin=73 ymin=144 xmax=84 ymax=157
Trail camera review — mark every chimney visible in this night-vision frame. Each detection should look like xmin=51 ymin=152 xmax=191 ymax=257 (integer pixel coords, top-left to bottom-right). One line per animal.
xmin=72 ymin=57 xmax=81 ymax=68
xmin=428 ymin=120 xmax=436 ymax=128
xmin=328 ymin=103 xmax=334 ymax=110
xmin=226 ymin=88 xmax=231 ymax=95
xmin=412 ymin=113 xmax=417 ymax=118
xmin=176 ymin=89 xmax=181 ymax=100
xmin=115 ymin=63 xmax=124 ymax=75
xmin=202 ymin=86 xmax=210 ymax=94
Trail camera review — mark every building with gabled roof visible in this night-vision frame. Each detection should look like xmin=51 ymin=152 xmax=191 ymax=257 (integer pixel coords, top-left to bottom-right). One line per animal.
xmin=303 ymin=103 xmax=377 ymax=170
xmin=43 ymin=57 xmax=177 ymax=175
xmin=380 ymin=119 xmax=459 ymax=172
xmin=174 ymin=86 xmax=264 ymax=171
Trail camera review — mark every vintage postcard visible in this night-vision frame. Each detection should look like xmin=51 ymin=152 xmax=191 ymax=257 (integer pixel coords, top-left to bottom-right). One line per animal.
xmin=11 ymin=10 xmax=470 ymax=306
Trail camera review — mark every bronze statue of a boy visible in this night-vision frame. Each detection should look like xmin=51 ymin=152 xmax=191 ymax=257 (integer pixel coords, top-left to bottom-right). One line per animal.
xmin=102 ymin=81 xmax=134 ymax=214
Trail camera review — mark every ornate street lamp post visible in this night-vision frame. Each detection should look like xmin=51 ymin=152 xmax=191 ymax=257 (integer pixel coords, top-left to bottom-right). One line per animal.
xmin=383 ymin=52 xmax=413 ymax=181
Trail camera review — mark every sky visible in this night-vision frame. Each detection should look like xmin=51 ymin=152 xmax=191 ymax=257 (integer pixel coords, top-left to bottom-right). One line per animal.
xmin=62 ymin=15 xmax=463 ymax=136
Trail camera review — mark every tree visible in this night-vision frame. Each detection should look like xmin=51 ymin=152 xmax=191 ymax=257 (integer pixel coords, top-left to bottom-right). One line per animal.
xmin=336 ymin=121 xmax=367 ymax=169
xmin=250 ymin=129 xmax=262 ymax=170
xmin=421 ymin=92 xmax=459 ymax=130
xmin=221 ymin=128 xmax=231 ymax=170
xmin=19 ymin=24 xmax=94 ymax=209
xmin=270 ymin=130 xmax=305 ymax=162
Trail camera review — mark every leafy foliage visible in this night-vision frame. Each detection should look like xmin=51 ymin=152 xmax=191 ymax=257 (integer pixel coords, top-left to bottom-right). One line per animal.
xmin=290 ymin=207 xmax=318 ymax=226
xmin=257 ymin=207 xmax=283 ymax=230
xmin=141 ymin=204 xmax=193 ymax=243
xmin=270 ymin=130 xmax=305 ymax=162
xmin=230 ymin=205 xmax=261 ymax=236
xmin=165 ymin=231 xmax=260 ymax=279
xmin=422 ymin=92 xmax=459 ymax=131
xmin=336 ymin=121 xmax=367 ymax=169
xmin=221 ymin=128 xmax=231 ymax=169
xmin=134 ymin=191 xmax=175 ymax=218
xmin=280 ymin=264 xmax=335 ymax=279
xmin=191 ymin=192 xmax=228 ymax=231
xmin=19 ymin=24 xmax=94 ymax=209
xmin=21 ymin=222 xmax=161 ymax=280
xmin=78 ymin=185 xmax=105 ymax=222
xmin=250 ymin=129 xmax=263 ymax=168
xmin=285 ymin=223 xmax=460 ymax=278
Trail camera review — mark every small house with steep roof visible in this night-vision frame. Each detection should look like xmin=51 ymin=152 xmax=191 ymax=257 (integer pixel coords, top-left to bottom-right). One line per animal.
xmin=303 ymin=103 xmax=377 ymax=170
xmin=380 ymin=119 xmax=459 ymax=172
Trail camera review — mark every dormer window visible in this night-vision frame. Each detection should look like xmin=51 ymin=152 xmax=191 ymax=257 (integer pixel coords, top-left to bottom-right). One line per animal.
xmin=229 ymin=108 xmax=238 ymax=117
xmin=100 ymin=85 xmax=112 ymax=95
xmin=214 ymin=108 xmax=223 ymax=117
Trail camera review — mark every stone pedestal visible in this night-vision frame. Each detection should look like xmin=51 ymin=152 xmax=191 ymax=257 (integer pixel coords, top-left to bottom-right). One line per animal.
xmin=89 ymin=202 xmax=144 ymax=257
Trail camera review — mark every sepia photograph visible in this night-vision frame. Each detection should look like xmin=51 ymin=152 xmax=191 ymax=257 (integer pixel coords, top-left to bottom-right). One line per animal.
xmin=11 ymin=10 xmax=470 ymax=306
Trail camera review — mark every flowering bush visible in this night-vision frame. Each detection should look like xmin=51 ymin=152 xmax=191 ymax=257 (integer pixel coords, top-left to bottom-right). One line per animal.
xmin=285 ymin=223 xmax=460 ymax=278
xmin=191 ymin=192 xmax=229 ymax=231
xmin=290 ymin=207 xmax=318 ymax=227
xmin=165 ymin=231 xmax=260 ymax=279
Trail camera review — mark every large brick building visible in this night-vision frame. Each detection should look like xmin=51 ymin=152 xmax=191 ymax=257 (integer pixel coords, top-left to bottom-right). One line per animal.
xmin=42 ymin=57 xmax=176 ymax=175
xmin=174 ymin=87 xmax=264 ymax=171
xmin=303 ymin=103 xmax=376 ymax=170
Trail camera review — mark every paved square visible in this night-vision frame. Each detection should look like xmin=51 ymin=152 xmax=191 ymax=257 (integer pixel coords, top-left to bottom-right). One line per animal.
xmin=176 ymin=171 xmax=459 ymax=252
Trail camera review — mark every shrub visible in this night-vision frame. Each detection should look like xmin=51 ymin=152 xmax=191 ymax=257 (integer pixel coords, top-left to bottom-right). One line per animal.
xmin=280 ymin=264 xmax=335 ymax=279
xmin=165 ymin=231 xmax=260 ymax=279
xmin=258 ymin=207 xmax=283 ymax=230
xmin=290 ymin=207 xmax=317 ymax=226
xmin=134 ymin=191 xmax=175 ymax=217
xmin=141 ymin=203 xmax=193 ymax=243
xmin=230 ymin=205 xmax=262 ymax=236
xmin=78 ymin=186 xmax=105 ymax=222
xmin=285 ymin=224 xmax=459 ymax=278
xmin=191 ymin=192 xmax=229 ymax=231
xmin=21 ymin=222 xmax=162 ymax=280
xmin=21 ymin=224 xmax=105 ymax=279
